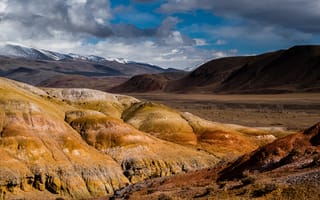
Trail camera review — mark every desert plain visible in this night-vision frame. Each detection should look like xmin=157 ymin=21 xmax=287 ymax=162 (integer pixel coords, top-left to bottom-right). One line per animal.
xmin=130 ymin=92 xmax=320 ymax=130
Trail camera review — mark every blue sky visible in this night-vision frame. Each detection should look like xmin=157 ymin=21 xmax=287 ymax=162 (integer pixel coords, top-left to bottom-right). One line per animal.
xmin=0 ymin=0 xmax=319 ymax=69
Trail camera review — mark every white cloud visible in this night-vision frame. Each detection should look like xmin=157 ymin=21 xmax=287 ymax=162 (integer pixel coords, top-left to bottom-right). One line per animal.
xmin=215 ymin=39 xmax=226 ymax=45
xmin=194 ymin=38 xmax=207 ymax=46
xmin=0 ymin=0 xmax=7 ymax=14
xmin=0 ymin=0 xmax=239 ymax=70
xmin=64 ymin=39 xmax=231 ymax=69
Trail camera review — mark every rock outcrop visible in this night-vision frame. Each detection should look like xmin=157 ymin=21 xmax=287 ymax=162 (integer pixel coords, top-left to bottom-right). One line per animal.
xmin=66 ymin=109 xmax=219 ymax=183
xmin=219 ymin=122 xmax=320 ymax=180
xmin=122 ymin=102 xmax=282 ymax=159
xmin=0 ymin=78 xmax=129 ymax=199
xmin=122 ymin=102 xmax=197 ymax=145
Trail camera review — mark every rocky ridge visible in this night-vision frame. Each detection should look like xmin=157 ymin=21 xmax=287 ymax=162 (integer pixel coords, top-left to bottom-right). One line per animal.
xmin=109 ymin=122 xmax=320 ymax=200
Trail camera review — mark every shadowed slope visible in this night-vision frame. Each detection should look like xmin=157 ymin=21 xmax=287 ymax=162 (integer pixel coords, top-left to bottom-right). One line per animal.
xmin=164 ymin=45 xmax=320 ymax=94
xmin=219 ymin=122 xmax=320 ymax=180
xmin=39 ymin=75 xmax=128 ymax=91
xmin=111 ymin=72 xmax=187 ymax=93
xmin=165 ymin=56 xmax=253 ymax=93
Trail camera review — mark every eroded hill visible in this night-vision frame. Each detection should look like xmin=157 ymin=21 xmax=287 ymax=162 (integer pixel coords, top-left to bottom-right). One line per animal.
xmin=110 ymin=122 xmax=320 ymax=200
xmin=0 ymin=77 xmax=292 ymax=199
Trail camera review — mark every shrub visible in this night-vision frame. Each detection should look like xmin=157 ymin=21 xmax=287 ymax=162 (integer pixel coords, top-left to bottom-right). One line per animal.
xmin=158 ymin=193 xmax=173 ymax=200
xmin=241 ymin=176 xmax=256 ymax=186
xmin=252 ymin=184 xmax=278 ymax=197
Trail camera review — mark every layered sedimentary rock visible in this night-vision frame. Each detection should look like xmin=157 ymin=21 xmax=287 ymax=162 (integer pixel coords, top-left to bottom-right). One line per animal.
xmin=0 ymin=77 xmax=290 ymax=199
xmin=219 ymin=122 xmax=320 ymax=180
xmin=122 ymin=102 xmax=283 ymax=159
xmin=0 ymin=78 xmax=219 ymax=199
xmin=0 ymin=79 xmax=129 ymax=199
xmin=66 ymin=110 xmax=218 ymax=183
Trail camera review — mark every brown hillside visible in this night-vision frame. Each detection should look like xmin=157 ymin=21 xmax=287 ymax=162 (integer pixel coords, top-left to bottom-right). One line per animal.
xmin=38 ymin=75 xmax=128 ymax=91
xmin=111 ymin=72 xmax=186 ymax=93
xmin=165 ymin=45 xmax=320 ymax=94
xmin=110 ymin=122 xmax=320 ymax=200
xmin=0 ymin=55 xmax=164 ymax=86
xmin=219 ymin=122 xmax=320 ymax=180
xmin=165 ymin=56 xmax=254 ymax=93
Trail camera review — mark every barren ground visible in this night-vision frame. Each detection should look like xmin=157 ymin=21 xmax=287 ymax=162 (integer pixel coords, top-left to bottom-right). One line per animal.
xmin=128 ymin=93 xmax=320 ymax=131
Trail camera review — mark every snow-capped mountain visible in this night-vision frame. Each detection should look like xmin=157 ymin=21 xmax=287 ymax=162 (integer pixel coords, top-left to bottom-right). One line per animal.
xmin=0 ymin=44 xmax=129 ymax=64
xmin=0 ymin=44 xmax=167 ymax=87
xmin=0 ymin=44 xmax=57 ymax=60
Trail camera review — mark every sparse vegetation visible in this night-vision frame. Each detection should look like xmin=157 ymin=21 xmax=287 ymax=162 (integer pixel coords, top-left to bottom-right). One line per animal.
xmin=251 ymin=184 xmax=278 ymax=197
xmin=313 ymin=154 xmax=320 ymax=166
xmin=241 ymin=175 xmax=256 ymax=186
xmin=157 ymin=193 xmax=173 ymax=200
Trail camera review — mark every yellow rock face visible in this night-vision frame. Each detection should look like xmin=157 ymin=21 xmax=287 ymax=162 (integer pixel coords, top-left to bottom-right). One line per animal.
xmin=43 ymin=87 xmax=139 ymax=118
xmin=122 ymin=102 xmax=197 ymax=145
xmin=67 ymin=110 xmax=219 ymax=183
xmin=0 ymin=78 xmax=129 ymax=199
xmin=0 ymin=77 xmax=289 ymax=199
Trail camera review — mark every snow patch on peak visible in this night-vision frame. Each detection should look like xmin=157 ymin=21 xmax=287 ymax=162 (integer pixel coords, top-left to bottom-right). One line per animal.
xmin=106 ymin=57 xmax=128 ymax=64
xmin=37 ymin=49 xmax=70 ymax=61
xmin=0 ymin=44 xmax=151 ymax=66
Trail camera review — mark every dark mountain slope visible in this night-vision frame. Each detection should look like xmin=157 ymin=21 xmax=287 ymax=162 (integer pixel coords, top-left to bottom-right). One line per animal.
xmin=219 ymin=122 xmax=320 ymax=180
xmin=110 ymin=71 xmax=187 ymax=93
xmin=0 ymin=45 xmax=165 ymax=86
xmin=165 ymin=56 xmax=255 ymax=93
xmin=164 ymin=45 xmax=320 ymax=94
xmin=219 ymin=46 xmax=320 ymax=93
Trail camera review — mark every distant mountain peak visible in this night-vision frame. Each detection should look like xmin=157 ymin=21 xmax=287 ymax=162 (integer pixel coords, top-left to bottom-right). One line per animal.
xmin=0 ymin=44 xmax=142 ymax=65
xmin=0 ymin=44 xmax=166 ymax=87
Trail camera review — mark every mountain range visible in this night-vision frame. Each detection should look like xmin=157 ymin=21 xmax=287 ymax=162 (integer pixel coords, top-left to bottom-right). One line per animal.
xmin=114 ymin=45 xmax=320 ymax=94
xmin=1 ymin=44 xmax=319 ymax=94
xmin=0 ymin=44 xmax=172 ymax=90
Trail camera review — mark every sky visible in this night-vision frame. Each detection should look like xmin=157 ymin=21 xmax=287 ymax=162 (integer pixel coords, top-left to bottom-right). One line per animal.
xmin=0 ymin=0 xmax=320 ymax=70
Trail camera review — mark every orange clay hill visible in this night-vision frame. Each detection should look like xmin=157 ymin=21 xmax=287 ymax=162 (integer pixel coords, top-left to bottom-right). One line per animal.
xmin=109 ymin=122 xmax=320 ymax=200
xmin=0 ymin=77 xmax=292 ymax=199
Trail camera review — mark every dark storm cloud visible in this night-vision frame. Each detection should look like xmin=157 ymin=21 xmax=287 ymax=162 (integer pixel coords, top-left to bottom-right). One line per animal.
xmin=156 ymin=16 xmax=195 ymax=46
xmin=0 ymin=0 xmax=194 ymax=43
xmin=112 ymin=24 xmax=156 ymax=38
xmin=0 ymin=0 xmax=164 ymax=39
xmin=133 ymin=0 xmax=155 ymax=2
xmin=157 ymin=16 xmax=179 ymax=37
xmin=159 ymin=0 xmax=320 ymax=33
xmin=0 ymin=0 xmax=114 ymax=38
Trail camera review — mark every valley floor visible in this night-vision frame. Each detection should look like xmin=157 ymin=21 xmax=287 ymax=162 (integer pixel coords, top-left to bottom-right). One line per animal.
xmin=129 ymin=93 xmax=320 ymax=130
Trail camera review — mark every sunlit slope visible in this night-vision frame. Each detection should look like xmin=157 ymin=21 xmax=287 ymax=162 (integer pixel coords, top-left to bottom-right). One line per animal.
xmin=123 ymin=102 xmax=291 ymax=159
xmin=0 ymin=77 xmax=293 ymax=199
xmin=66 ymin=110 xmax=218 ymax=183
xmin=0 ymin=78 xmax=218 ymax=198
xmin=0 ymin=78 xmax=129 ymax=199
xmin=122 ymin=102 xmax=197 ymax=145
